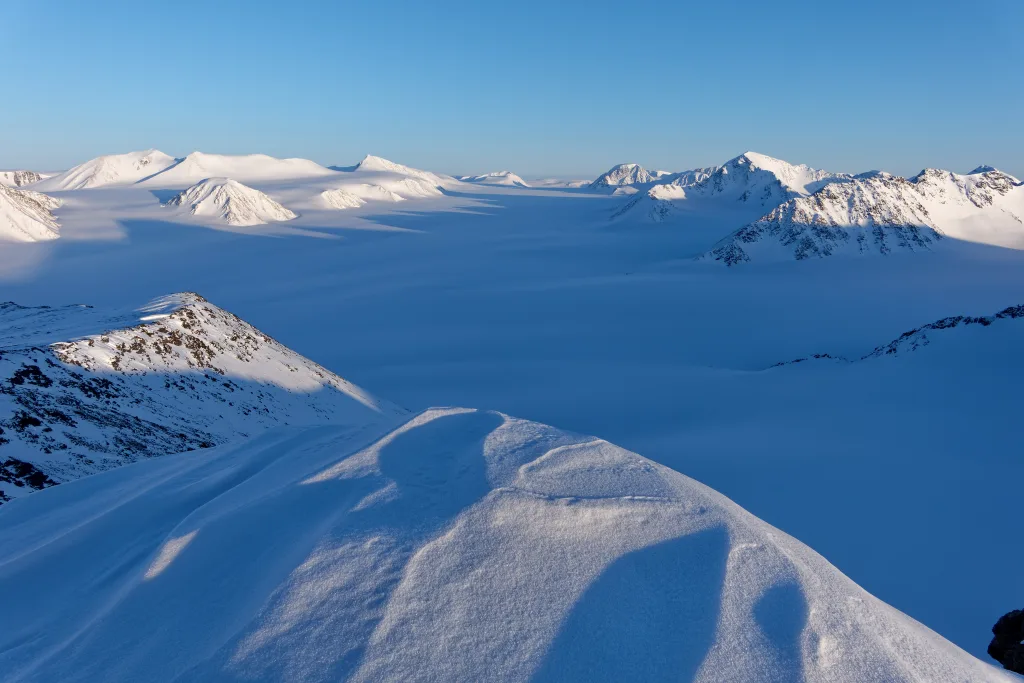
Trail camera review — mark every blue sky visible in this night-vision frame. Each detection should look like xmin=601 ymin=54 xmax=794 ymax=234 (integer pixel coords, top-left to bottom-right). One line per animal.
xmin=3 ymin=0 xmax=1022 ymax=177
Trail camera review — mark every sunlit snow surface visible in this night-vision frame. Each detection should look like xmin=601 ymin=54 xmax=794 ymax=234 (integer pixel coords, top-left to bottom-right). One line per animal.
xmin=0 ymin=409 xmax=1013 ymax=682
xmin=2 ymin=150 xmax=1024 ymax=665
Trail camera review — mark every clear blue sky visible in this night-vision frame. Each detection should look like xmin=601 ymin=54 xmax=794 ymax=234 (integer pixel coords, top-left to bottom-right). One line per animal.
xmin=3 ymin=0 xmax=1022 ymax=178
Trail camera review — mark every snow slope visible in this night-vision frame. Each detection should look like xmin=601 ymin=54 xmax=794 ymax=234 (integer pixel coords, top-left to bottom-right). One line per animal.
xmin=590 ymin=162 xmax=655 ymax=189
xmin=460 ymin=171 xmax=531 ymax=187
xmin=143 ymin=152 xmax=336 ymax=187
xmin=706 ymin=167 xmax=1023 ymax=265
xmin=0 ymin=170 xmax=44 ymax=188
xmin=0 ymin=407 xmax=1010 ymax=682
xmin=0 ymin=293 xmax=404 ymax=503
xmin=165 ymin=178 xmax=297 ymax=225
xmin=0 ymin=185 xmax=62 ymax=242
xmin=34 ymin=149 xmax=178 ymax=190
xmin=353 ymin=154 xmax=455 ymax=187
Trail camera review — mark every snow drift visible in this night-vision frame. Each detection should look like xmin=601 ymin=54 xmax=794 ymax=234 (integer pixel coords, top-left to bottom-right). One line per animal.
xmin=165 ymin=178 xmax=297 ymax=225
xmin=0 ymin=293 xmax=404 ymax=503
xmin=0 ymin=407 xmax=1010 ymax=682
xmin=0 ymin=184 xmax=62 ymax=242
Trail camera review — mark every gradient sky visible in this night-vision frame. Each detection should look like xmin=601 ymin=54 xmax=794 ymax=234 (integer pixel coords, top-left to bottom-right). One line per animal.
xmin=2 ymin=0 xmax=1021 ymax=178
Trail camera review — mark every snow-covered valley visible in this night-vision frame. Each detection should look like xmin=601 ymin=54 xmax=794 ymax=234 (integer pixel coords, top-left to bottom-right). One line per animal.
xmin=1 ymin=147 xmax=1023 ymax=678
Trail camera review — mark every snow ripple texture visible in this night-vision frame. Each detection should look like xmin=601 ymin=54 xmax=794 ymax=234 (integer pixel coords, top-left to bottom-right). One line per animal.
xmin=0 ymin=408 xmax=1011 ymax=682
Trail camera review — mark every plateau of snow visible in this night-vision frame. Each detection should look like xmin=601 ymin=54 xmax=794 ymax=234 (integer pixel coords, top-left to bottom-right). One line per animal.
xmin=460 ymin=170 xmax=531 ymax=187
xmin=2 ymin=146 xmax=1023 ymax=669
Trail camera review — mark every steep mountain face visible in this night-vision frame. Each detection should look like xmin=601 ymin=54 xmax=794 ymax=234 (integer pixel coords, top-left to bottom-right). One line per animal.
xmin=165 ymin=178 xmax=297 ymax=226
xmin=706 ymin=167 xmax=1023 ymax=265
xmin=0 ymin=170 xmax=44 ymax=188
xmin=0 ymin=407 xmax=1010 ymax=682
xmin=142 ymin=152 xmax=336 ymax=187
xmin=0 ymin=293 xmax=404 ymax=503
xmin=460 ymin=171 xmax=530 ymax=187
xmin=590 ymin=163 xmax=655 ymax=189
xmin=34 ymin=150 xmax=178 ymax=190
xmin=0 ymin=185 xmax=62 ymax=242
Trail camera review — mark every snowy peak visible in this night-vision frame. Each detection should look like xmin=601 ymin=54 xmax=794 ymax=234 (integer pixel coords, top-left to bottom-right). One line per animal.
xmin=459 ymin=171 xmax=530 ymax=187
xmin=0 ymin=292 xmax=405 ymax=502
xmin=165 ymin=177 xmax=297 ymax=226
xmin=34 ymin=149 xmax=178 ymax=190
xmin=589 ymin=162 xmax=655 ymax=189
xmin=353 ymin=154 xmax=454 ymax=185
xmin=696 ymin=151 xmax=848 ymax=202
xmin=0 ymin=170 xmax=44 ymax=188
xmin=0 ymin=185 xmax=62 ymax=242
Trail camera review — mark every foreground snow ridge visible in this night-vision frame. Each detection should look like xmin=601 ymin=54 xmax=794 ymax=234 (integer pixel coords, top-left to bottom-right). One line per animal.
xmin=166 ymin=177 xmax=297 ymax=225
xmin=0 ymin=293 xmax=404 ymax=502
xmin=0 ymin=408 xmax=1009 ymax=682
xmin=0 ymin=184 xmax=62 ymax=242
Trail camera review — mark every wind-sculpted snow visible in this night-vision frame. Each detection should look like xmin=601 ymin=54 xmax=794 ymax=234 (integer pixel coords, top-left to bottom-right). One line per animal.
xmin=166 ymin=178 xmax=297 ymax=226
xmin=774 ymin=303 xmax=1024 ymax=366
xmin=706 ymin=167 xmax=1023 ymax=265
xmin=0 ymin=184 xmax=62 ymax=242
xmin=0 ymin=408 xmax=1009 ymax=682
xmin=0 ymin=293 xmax=404 ymax=503
xmin=34 ymin=149 xmax=178 ymax=190
xmin=0 ymin=170 xmax=44 ymax=188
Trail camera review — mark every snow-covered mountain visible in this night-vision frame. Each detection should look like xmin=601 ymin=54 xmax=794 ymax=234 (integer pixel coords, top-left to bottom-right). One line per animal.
xmin=34 ymin=149 xmax=178 ymax=190
xmin=319 ymin=183 xmax=406 ymax=209
xmin=165 ymin=177 xmax=297 ymax=226
xmin=706 ymin=166 xmax=1023 ymax=265
xmin=460 ymin=170 xmax=531 ymax=187
xmin=590 ymin=162 xmax=655 ymax=189
xmin=0 ymin=184 xmax=62 ymax=242
xmin=0 ymin=406 xmax=1010 ymax=682
xmin=0 ymin=293 xmax=404 ymax=503
xmin=143 ymin=151 xmax=336 ymax=187
xmin=0 ymin=170 xmax=45 ymax=188
xmin=611 ymin=152 xmax=848 ymax=227
xmin=353 ymin=154 xmax=455 ymax=187
xmin=663 ymin=165 xmax=721 ymax=189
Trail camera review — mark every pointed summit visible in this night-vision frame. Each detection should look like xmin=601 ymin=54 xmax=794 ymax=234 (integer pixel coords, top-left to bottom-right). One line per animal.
xmin=165 ymin=178 xmax=297 ymax=226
